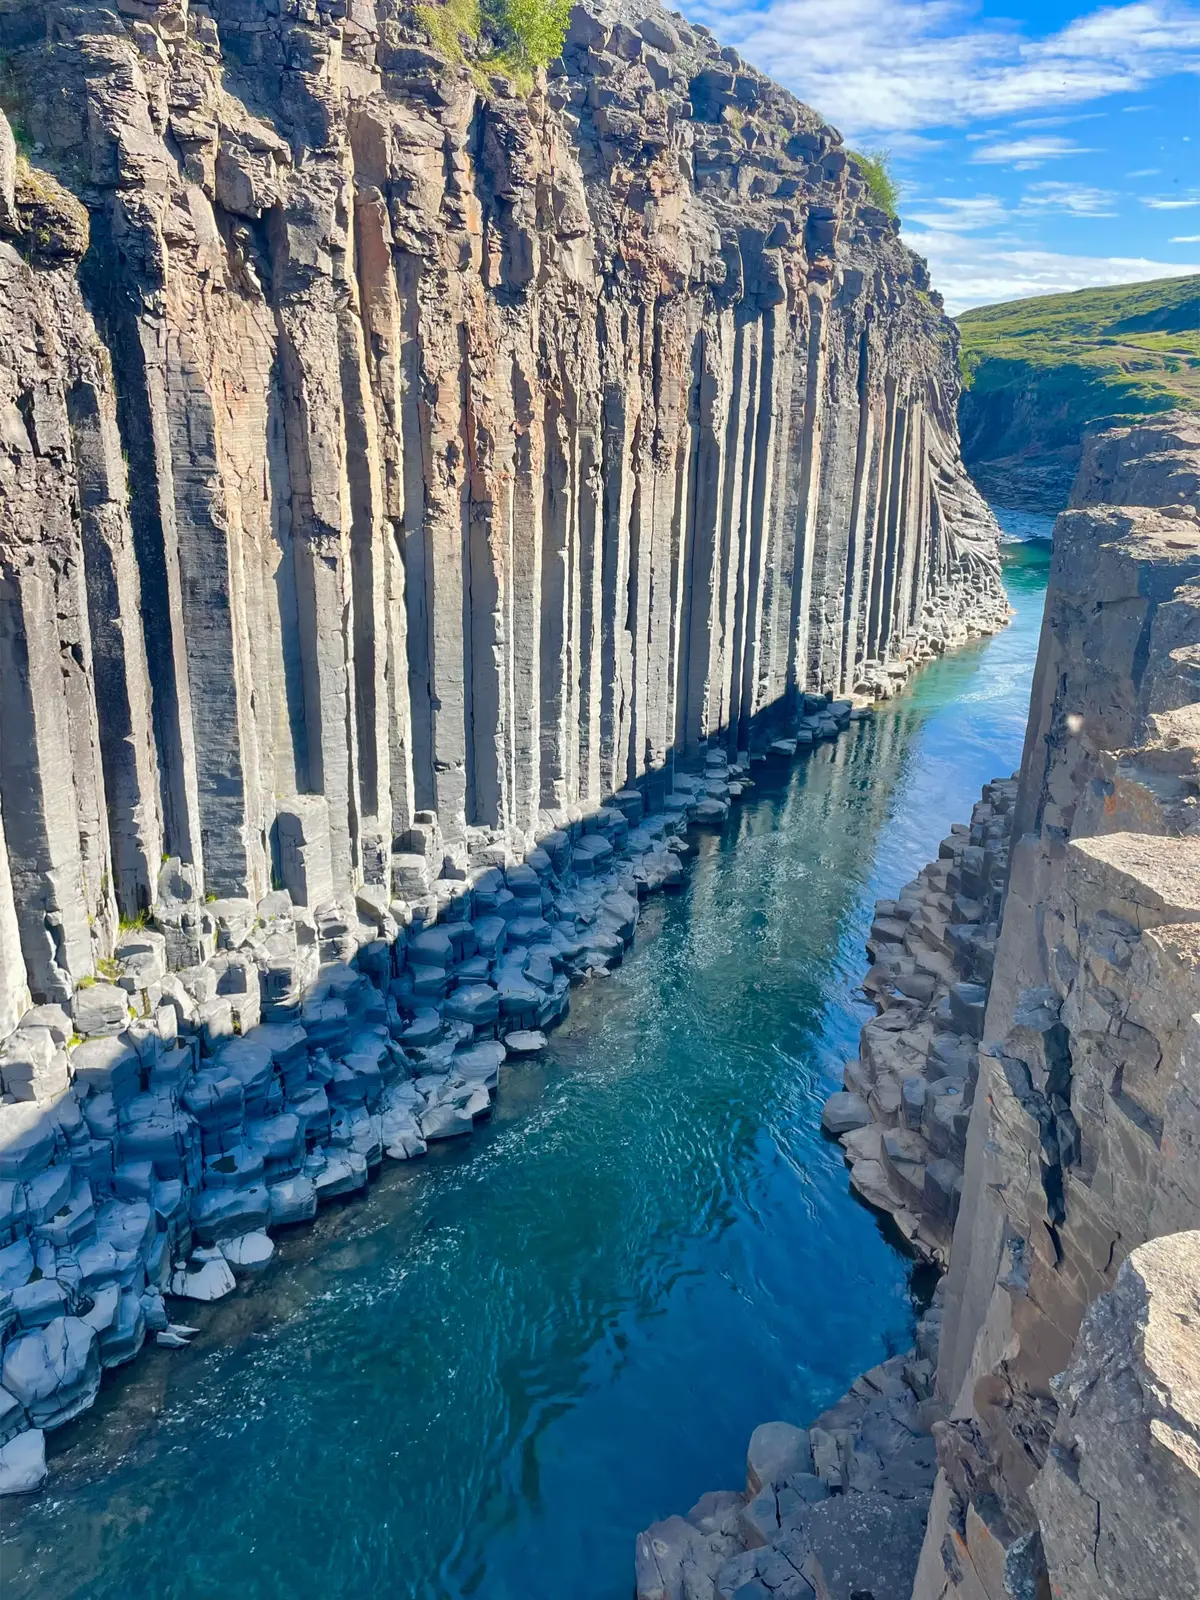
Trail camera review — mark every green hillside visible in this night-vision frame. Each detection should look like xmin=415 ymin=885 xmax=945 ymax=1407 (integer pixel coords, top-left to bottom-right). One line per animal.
xmin=956 ymin=274 xmax=1200 ymax=508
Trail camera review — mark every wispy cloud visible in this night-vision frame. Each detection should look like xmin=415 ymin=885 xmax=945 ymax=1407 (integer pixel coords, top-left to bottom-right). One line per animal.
xmin=1013 ymin=111 xmax=1107 ymax=129
xmin=681 ymin=0 xmax=1200 ymax=140
xmin=1127 ymin=167 xmax=1162 ymax=176
xmin=899 ymin=229 xmax=1200 ymax=314
xmin=1141 ymin=197 xmax=1200 ymax=208
xmin=1172 ymin=234 xmax=1200 ymax=241
xmin=972 ymin=136 xmax=1100 ymax=168
xmin=1021 ymin=181 xmax=1117 ymax=215
xmin=908 ymin=195 xmax=1013 ymax=231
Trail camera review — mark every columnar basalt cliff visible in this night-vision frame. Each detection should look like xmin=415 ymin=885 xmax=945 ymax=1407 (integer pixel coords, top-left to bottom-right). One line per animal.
xmin=0 ymin=0 xmax=1003 ymax=985
xmin=0 ymin=0 xmax=1005 ymax=1494
xmin=638 ymin=414 xmax=1200 ymax=1600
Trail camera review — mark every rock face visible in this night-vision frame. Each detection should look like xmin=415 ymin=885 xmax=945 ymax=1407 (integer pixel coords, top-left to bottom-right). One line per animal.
xmin=0 ymin=0 xmax=1003 ymax=1002
xmin=1030 ymin=1231 xmax=1200 ymax=1600
xmin=914 ymin=413 xmax=1200 ymax=1599
xmin=645 ymin=412 xmax=1200 ymax=1600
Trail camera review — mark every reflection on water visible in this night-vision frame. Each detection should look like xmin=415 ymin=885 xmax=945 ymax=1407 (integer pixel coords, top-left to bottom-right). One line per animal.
xmin=2 ymin=541 xmax=1050 ymax=1600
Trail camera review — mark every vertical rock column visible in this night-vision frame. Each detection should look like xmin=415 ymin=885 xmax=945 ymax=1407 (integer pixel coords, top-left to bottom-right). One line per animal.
xmin=65 ymin=374 xmax=162 ymax=913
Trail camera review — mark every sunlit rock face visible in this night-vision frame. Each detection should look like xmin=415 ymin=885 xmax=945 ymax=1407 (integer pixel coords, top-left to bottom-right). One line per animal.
xmin=0 ymin=0 xmax=1002 ymax=981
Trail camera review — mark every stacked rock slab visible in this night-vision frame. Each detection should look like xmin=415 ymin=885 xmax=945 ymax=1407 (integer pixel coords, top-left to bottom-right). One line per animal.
xmin=0 ymin=0 xmax=1004 ymax=1020
xmin=911 ymin=413 xmax=1200 ymax=1599
xmin=822 ymin=778 xmax=1018 ymax=1264
xmin=0 ymin=741 xmax=762 ymax=1492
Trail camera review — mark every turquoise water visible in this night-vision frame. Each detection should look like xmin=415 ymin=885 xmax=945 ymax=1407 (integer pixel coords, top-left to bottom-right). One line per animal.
xmin=3 ymin=541 xmax=1051 ymax=1600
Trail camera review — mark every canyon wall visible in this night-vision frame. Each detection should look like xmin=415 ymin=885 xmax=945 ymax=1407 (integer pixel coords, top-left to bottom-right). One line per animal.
xmin=912 ymin=411 xmax=1200 ymax=1600
xmin=0 ymin=0 xmax=1003 ymax=1018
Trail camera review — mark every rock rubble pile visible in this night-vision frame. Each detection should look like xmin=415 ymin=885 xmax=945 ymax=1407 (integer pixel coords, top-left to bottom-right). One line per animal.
xmin=822 ymin=777 xmax=1018 ymax=1264
xmin=635 ymin=1294 xmax=947 ymax=1600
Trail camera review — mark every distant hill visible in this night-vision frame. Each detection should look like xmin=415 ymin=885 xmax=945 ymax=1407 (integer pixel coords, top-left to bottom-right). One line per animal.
xmin=956 ymin=275 xmax=1200 ymax=510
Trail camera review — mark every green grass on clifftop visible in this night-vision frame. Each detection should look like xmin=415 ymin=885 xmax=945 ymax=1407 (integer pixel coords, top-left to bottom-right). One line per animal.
xmin=957 ymin=274 xmax=1200 ymax=468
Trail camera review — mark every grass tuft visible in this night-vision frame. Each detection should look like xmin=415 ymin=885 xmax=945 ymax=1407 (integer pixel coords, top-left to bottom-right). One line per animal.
xmin=849 ymin=148 xmax=899 ymax=221
xmin=415 ymin=0 xmax=569 ymax=95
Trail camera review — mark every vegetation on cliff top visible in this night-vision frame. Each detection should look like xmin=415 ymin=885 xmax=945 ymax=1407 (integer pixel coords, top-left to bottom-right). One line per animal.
xmin=956 ymin=274 xmax=1200 ymax=468
xmin=417 ymin=0 xmax=570 ymax=92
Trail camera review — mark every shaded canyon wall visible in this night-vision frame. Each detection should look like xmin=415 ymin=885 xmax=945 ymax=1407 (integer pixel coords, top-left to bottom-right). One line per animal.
xmin=913 ymin=412 xmax=1200 ymax=1600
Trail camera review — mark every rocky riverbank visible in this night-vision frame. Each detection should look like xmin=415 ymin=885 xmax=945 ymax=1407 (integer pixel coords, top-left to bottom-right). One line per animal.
xmin=0 ymin=699 xmax=895 ymax=1497
xmin=638 ymin=413 xmax=1200 ymax=1600
xmin=821 ymin=777 xmax=1016 ymax=1267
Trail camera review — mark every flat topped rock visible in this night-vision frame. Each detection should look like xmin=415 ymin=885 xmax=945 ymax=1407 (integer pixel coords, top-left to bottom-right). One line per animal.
xmin=170 ymin=1256 xmax=236 ymax=1302
xmin=802 ymin=1488 xmax=930 ymax=1600
xmin=503 ymin=1030 xmax=546 ymax=1055
xmin=821 ymin=1092 xmax=871 ymax=1135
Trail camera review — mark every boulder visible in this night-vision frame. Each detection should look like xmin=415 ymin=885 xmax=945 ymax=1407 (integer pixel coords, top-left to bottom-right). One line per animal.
xmin=268 ymin=1175 xmax=318 ymax=1227
xmin=71 ymin=983 xmax=130 ymax=1037
xmin=221 ymin=1231 xmax=275 ymax=1270
xmin=1 ymin=1317 xmax=101 ymax=1429
xmin=69 ymin=1036 xmax=140 ymax=1104
xmin=746 ymin=1420 xmax=814 ymax=1495
xmin=169 ymin=1255 xmax=236 ymax=1301
xmin=0 ymin=1429 xmax=47 ymax=1496
xmin=419 ymin=1102 xmax=473 ymax=1141
xmin=503 ymin=1030 xmax=546 ymax=1055
xmin=821 ymin=1092 xmax=871 ymax=1136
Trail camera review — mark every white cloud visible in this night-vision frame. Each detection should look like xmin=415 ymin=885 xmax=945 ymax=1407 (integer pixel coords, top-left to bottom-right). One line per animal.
xmin=1141 ymin=197 xmax=1200 ymax=208
xmin=1013 ymin=111 xmax=1107 ymax=128
xmin=907 ymin=195 xmax=1013 ymax=231
xmin=971 ymin=136 xmax=1100 ymax=168
xmin=1127 ymin=167 xmax=1162 ymax=176
xmin=680 ymin=0 xmax=1200 ymax=141
xmin=1172 ymin=234 xmax=1200 ymax=241
xmin=899 ymin=228 xmax=1200 ymax=314
xmin=1021 ymin=181 xmax=1117 ymax=215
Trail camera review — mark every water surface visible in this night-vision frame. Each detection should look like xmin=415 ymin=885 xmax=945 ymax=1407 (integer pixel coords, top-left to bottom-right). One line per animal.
xmin=4 ymin=541 xmax=1051 ymax=1600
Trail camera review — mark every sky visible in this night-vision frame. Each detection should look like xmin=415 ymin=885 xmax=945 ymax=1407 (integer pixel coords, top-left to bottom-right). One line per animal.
xmin=677 ymin=0 xmax=1200 ymax=313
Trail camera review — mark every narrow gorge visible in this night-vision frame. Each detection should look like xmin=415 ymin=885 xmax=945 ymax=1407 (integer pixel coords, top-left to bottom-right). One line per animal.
xmin=639 ymin=416 xmax=1200 ymax=1600
xmin=0 ymin=2 xmax=1195 ymax=1599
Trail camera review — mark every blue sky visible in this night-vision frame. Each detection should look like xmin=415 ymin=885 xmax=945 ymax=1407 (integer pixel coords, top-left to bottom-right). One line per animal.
xmin=678 ymin=0 xmax=1200 ymax=312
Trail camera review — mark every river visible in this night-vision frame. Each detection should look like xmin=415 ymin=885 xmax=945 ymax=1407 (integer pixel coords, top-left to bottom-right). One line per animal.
xmin=2 ymin=519 xmax=1052 ymax=1600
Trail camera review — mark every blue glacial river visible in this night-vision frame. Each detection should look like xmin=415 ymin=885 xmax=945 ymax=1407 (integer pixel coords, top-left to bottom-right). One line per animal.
xmin=3 ymin=523 xmax=1051 ymax=1600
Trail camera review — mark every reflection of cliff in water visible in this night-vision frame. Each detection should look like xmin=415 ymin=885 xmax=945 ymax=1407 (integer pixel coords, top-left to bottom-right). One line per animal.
xmin=4 ymin=556 xmax=1049 ymax=1600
